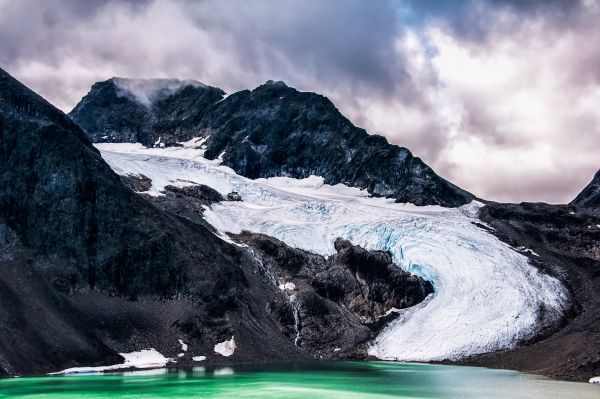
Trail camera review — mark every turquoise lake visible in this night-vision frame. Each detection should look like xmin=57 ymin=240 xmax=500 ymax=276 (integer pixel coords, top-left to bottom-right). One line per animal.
xmin=1 ymin=361 xmax=598 ymax=399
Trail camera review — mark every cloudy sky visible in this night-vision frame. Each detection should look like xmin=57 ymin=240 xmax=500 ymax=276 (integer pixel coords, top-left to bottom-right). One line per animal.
xmin=1 ymin=0 xmax=599 ymax=203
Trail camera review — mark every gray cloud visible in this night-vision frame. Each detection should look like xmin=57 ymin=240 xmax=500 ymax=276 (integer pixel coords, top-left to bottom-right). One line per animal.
xmin=402 ymin=0 xmax=582 ymax=41
xmin=0 ymin=0 xmax=599 ymax=203
xmin=187 ymin=1 xmax=404 ymax=92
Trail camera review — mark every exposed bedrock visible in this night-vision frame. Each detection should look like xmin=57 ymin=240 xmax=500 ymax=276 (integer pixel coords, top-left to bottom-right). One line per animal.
xmin=231 ymin=233 xmax=433 ymax=358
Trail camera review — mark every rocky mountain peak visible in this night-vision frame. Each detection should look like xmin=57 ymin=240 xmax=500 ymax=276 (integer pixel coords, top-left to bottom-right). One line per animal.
xmin=69 ymin=76 xmax=225 ymax=145
xmin=70 ymin=77 xmax=474 ymax=207
xmin=255 ymin=80 xmax=289 ymax=90
xmin=0 ymin=68 xmax=75 ymax=128
xmin=571 ymin=169 xmax=600 ymax=207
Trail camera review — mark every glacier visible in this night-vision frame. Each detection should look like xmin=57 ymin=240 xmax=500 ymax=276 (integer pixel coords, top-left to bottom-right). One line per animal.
xmin=96 ymin=143 xmax=570 ymax=361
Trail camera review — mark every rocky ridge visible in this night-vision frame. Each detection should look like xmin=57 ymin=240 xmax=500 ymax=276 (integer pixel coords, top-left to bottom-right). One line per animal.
xmin=571 ymin=169 xmax=600 ymax=207
xmin=70 ymin=79 xmax=473 ymax=207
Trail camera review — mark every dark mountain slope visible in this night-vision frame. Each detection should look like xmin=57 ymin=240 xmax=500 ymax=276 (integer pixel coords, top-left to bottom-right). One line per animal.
xmin=0 ymin=67 xmax=431 ymax=375
xmin=0 ymin=228 xmax=122 ymax=376
xmin=0 ymin=68 xmax=241 ymax=300
xmin=0 ymin=67 xmax=283 ymax=374
xmin=70 ymin=79 xmax=473 ymax=207
xmin=571 ymin=169 xmax=600 ymax=207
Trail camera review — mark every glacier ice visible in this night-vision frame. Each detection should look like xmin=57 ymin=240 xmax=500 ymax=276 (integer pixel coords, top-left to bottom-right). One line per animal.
xmin=96 ymin=143 xmax=570 ymax=361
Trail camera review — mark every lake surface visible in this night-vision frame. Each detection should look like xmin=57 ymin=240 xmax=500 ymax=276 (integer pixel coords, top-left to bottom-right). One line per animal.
xmin=1 ymin=361 xmax=598 ymax=399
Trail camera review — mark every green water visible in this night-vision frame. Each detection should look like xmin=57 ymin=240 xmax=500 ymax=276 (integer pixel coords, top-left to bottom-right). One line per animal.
xmin=1 ymin=362 xmax=598 ymax=399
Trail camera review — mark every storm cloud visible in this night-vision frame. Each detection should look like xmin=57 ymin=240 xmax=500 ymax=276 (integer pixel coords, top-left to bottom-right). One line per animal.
xmin=0 ymin=0 xmax=598 ymax=203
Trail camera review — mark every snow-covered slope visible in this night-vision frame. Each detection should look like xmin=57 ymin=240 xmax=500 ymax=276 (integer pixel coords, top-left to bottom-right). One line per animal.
xmin=96 ymin=142 xmax=570 ymax=361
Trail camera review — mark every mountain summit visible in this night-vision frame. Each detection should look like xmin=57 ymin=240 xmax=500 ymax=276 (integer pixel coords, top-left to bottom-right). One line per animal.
xmin=70 ymin=79 xmax=474 ymax=207
xmin=70 ymin=77 xmax=224 ymax=145
xmin=571 ymin=169 xmax=600 ymax=207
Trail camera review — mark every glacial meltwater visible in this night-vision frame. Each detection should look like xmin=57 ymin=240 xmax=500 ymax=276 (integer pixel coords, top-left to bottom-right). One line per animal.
xmin=1 ymin=362 xmax=598 ymax=399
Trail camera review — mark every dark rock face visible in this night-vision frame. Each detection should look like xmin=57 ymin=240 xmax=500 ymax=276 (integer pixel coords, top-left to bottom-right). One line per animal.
xmin=462 ymin=202 xmax=600 ymax=382
xmin=0 ymin=67 xmax=433 ymax=375
xmin=70 ymin=79 xmax=473 ymax=207
xmin=69 ymin=77 xmax=225 ymax=146
xmin=323 ymin=238 xmax=434 ymax=322
xmin=120 ymin=173 xmax=152 ymax=192
xmin=145 ymin=184 xmax=224 ymax=231
xmin=571 ymin=169 xmax=600 ymax=207
xmin=233 ymin=233 xmax=433 ymax=358
xmin=163 ymin=184 xmax=224 ymax=204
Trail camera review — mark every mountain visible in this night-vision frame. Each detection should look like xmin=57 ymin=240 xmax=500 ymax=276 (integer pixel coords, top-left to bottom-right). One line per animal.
xmin=571 ymin=169 xmax=600 ymax=207
xmin=4 ymin=66 xmax=599 ymax=382
xmin=70 ymin=79 xmax=473 ymax=207
xmin=0 ymin=67 xmax=431 ymax=375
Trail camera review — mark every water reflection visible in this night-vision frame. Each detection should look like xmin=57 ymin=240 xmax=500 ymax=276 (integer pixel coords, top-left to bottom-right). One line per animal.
xmin=0 ymin=361 xmax=598 ymax=399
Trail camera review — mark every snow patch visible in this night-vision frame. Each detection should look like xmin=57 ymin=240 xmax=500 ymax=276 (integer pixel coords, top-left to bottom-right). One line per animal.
xmin=214 ymin=336 xmax=236 ymax=357
xmin=279 ymin=282 xmax=296 ymax=291
xmin=517 ymin=246 xmax=540 ymax=257
xmin=380 ymin=307 xmax=401 ymax=318
xmin=109 ymin=349 xmax=169 ymax=369
xmin=51 ymin=349 xmax=169 ymax=375
xmin=178 ymin=339 xmax=188 ymax=352
xmin=192 ymin=356 xmax=206 ymax=362
xmin=216 ymin=93 xmax=230 ymax=103
xmin=178 ymin=136 xmax=210 ymax=151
